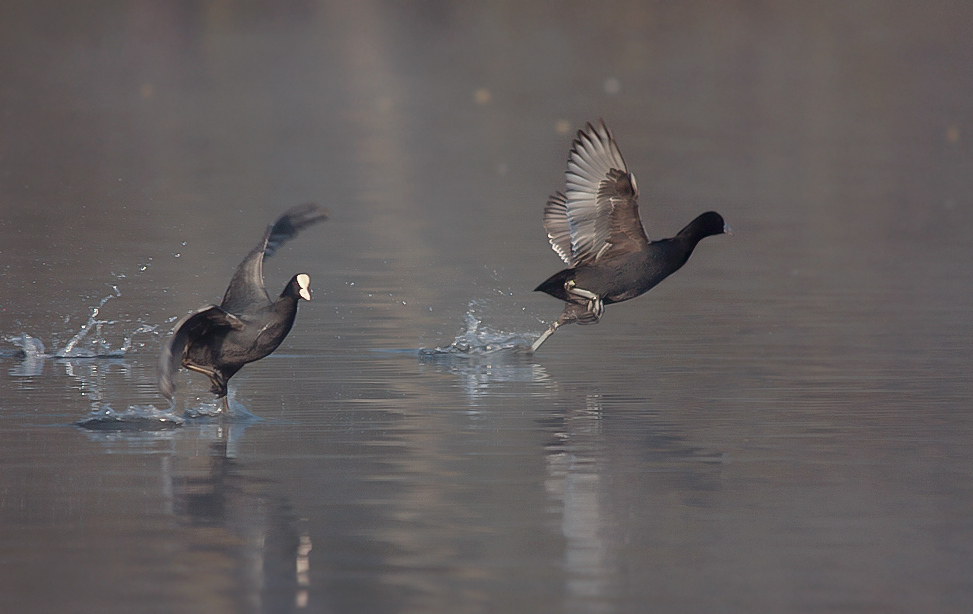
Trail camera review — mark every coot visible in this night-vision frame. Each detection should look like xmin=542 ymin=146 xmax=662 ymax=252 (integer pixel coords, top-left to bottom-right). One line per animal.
xmin=159 ymin=203 xmax=327 ymax=411
xmin=531 ymin=120 xmax=729 ymax=352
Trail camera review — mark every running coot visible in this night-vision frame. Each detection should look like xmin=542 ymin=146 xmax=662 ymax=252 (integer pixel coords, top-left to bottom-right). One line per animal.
xmin=159 ymin=203 xmax=327 ymax=411
xmin=531 ymin=120 xmax=730 ymax=352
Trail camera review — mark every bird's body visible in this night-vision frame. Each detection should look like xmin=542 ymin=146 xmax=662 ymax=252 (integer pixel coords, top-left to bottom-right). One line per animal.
xmin=535 ymin=216 xmax=724 ymax=305
xmin=531 ymin=120 xmax=729 ymax=352
xmin=159 ymin=204 xmax=326 ymax=411
xmin=173 ymin=283 xmax=303 ymax=396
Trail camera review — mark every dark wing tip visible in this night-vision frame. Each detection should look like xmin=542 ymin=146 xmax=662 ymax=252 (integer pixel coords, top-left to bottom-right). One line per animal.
xmin=575 ymin=118 xmax=613 ymax=151
xmin=264 ymin=203 xmax=328 ymax=259
xmin=594 ymin=117 xmax=612 ymax=138
xmin=545 ymin=191 xmax=568 ymax=210
xmin=283 ymin=202 xmax=329 ymax=224
xmin=158 ymin=369 xmax=175 ymax=400
xmin=158 ymin=330 xmax=179 ymax=400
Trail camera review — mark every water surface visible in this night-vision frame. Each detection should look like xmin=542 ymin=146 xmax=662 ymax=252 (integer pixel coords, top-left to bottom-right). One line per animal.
xmin=1 ymin=2 xmax=972 ymax=613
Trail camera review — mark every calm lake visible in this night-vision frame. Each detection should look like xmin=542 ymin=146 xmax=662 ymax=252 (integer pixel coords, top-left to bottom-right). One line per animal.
xmin=1 ymin=2 xmax=972 ymax=613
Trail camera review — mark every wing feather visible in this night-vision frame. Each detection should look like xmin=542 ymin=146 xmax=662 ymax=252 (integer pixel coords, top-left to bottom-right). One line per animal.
xmin=561 ymin=120 xmax=633 ymax=265
xmin=220 ymin=203 xmax=327 ymax=313
xmin=158 ymin=306 xmax=244 ymax=399
xmin=542 ymin=192 xmax=573 ymax=264
xmin=597 ymin=169 xmax=649 ymax=259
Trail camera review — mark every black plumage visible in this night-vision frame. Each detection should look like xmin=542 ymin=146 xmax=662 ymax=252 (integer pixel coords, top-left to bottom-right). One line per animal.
xmin=159 ymin=204 xmax=327 ymax=410
xmin=531 ymin=120 xmax=729 ymax=352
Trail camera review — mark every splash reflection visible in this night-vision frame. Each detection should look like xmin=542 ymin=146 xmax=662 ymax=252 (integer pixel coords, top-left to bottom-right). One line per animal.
xmin=420 ymin=352 xmax=552 ymax=406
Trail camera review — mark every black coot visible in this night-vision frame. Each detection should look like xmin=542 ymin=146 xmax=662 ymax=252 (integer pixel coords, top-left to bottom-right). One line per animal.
xmin=159 ymin=203 xmax=327 ymax=411
xmin=531 ymin=120 xmax=730 ymax=352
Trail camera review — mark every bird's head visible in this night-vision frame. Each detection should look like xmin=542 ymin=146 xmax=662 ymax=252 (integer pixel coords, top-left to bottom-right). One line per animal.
xmin=284 ymin=273 xmax=312 ymax=301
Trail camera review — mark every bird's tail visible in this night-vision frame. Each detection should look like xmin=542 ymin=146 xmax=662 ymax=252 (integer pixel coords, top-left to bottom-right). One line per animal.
xmin=533 ymin=268 xmax=575 ymax=301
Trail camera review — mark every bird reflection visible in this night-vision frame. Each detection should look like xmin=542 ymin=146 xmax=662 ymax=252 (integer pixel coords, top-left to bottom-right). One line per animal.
xmin=542 ymin=393 xmax=616 ymax=606
xmin=83 ymin=426 xmax=312 ymax=613
xmin=540 ymin=391 xmax=726 ymax=610
xmin=295 ymin=533 xmax=312 ymax=608
xmin=172 ymin=437 xmax=308 ymax=612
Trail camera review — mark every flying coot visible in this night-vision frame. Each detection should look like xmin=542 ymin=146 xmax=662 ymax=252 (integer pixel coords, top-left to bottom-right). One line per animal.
xmin=531 ymin=119 xmax=730 ymax=352
xmin=159 ymin=203 xmax=327 ymax=412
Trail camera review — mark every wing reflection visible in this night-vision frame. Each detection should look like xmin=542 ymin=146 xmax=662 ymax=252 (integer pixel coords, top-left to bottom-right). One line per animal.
xmin=541 ymin=391 xmax=726 ymax=610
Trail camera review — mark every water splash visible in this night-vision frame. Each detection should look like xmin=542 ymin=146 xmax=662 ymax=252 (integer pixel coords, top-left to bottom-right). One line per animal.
xmin=77 ymin=404 xmax=186 ymax=430
xmin=5 ymin=333 xmax=47 ymax=376
xmin=417 ymin=303 xmax=554 ymax=406
xmin=173 ymin=387 xmax=260 ymax=421
xmin=77 ymin=389 xmax=261 ymax=431
xmin=3 ymin=285 xmax=159 ymax=361
xmin=55 ymin=285 xmax=159 ymax=357
xmin=419 ymin=302 xmax=534 ymax=356
xmin=2 ymin=277 xmax=174 ymax=428
xmin=7 ymin=332 xmax=45 ymax=356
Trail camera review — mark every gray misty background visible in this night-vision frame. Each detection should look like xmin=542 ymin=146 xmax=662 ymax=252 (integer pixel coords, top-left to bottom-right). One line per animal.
xmin=1 ymin=2 xmax=972 ymax=613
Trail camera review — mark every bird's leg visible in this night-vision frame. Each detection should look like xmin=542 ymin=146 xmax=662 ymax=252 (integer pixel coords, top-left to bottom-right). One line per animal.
xmin=564 ymin=280 xmax=604 ymax=321
xmin=533 ymin=280 xmax=606 ymax=353
xmin=530 ymin=320 xmax=561 ymax=353
xmin=532 ymin=299 xmax=596 ymax=353
xmin=185 ymin=364 xmax=226 ymax=394
xmin=183 ymin=363 xmax=228 ymax=412
xmin=219 ymin=395 xmax=230 ymax=415
xmin=184 ymin=362 xmax=219 ymax=380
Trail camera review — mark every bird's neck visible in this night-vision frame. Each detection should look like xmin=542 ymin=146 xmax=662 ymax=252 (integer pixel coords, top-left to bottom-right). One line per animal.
xmin=272 ymin=293 xmax=300 ymax=320
xmin=661 ymin=227 xmax=705 ymax=271
xmin=674 ymin=219 xmax=713 ymax=256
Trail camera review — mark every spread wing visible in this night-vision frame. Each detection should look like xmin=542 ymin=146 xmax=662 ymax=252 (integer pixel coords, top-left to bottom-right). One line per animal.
xmin=220 ymin=203 xmax=327 ymax=313
xmin=158 ymin=306 xmax=244 ymax=399
xmin=559 ymin=119 xmax=648 ymax=265
xmin=598 ymin=168 xmax=649 ymax=258
xmin=542 ymin=192 xmax=573 ymax=264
